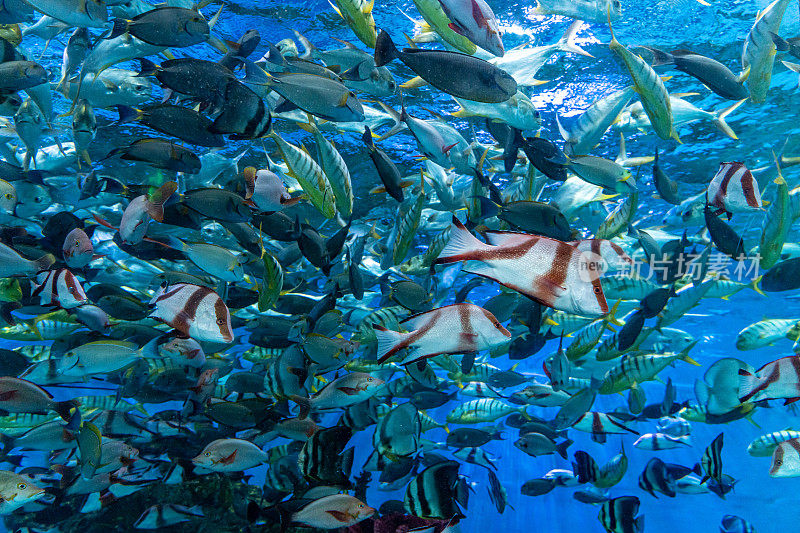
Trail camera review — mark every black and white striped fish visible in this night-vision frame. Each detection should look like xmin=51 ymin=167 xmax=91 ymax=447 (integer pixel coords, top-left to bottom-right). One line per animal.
xmin=572 ymin=450 xmax=600 ymax=484
xmin=297 ymin=425 xmax=354 ymax=486
xmin=148 ymin=283 xmax=233 ymax=343
xmin=404 ymin=460 xmax=466 ymax=520
xmin=598 ymin=496 xmax=644 ymax=533
xmin=701 ymin=432 xmax=725 ymax=483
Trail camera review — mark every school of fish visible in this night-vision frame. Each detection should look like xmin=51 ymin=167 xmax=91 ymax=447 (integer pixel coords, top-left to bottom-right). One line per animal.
xmin=0 ymin=0 xmax=800 ymax=531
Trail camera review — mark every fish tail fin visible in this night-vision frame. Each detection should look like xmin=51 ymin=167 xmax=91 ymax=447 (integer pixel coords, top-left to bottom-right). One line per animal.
xmin=376 ymin=102 xmax=404 ymax=139
xmin=713 ymin=99 xmax=745 ymax=140
xmin=373 ymin=325 xmax=408 ymax=363
xmin=556 ymin=20 xmax=593 ymax=57
xmin=294 ymin=30 xmax=316 ymax=60
xmin=107 ymin=19 xmax=130 ymax=41
xmin=750 ymin=275 xmax=765 ymax=296
xmin=136 ymin=58 xmax=158 ymax=77
xmin=475 ymin=195 xmax=501 ymax=218
xmin=361 ymin=126 xmax=375 ymax=148
xmin=435 ymin=217 xmax=489 ymax=264
xmin=0 ymin=433 xmax=13 ymax=457
xmin=145 ymin=181 xmax=178 ymax=222
xmin=374 ymin=30 xmax=399 ymax=67
xmin=555 ymin=113 xmax=571 ymax=143
xmin=34 ymin=253 xmax=56 ymax=273
xmin=605 ymin=299 xmax=625 ymax=327
xmin=679 ymin=339 xmax=700 ymax=366
xmin=737 ymin=368 xmax=759 ymax=403
xmin=115 ymin=105 xmax=138 ymax=124
xmin=634 ymin=516 xmax=645 ymax=532
xmin=289 ymin=395 xmax=312 ymax=420
xmin=556 ymin=439 xmax=571 ymax=459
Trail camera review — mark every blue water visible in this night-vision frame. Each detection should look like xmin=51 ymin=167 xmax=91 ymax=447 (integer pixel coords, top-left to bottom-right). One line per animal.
xmin=5 ymin=0 xmax=800 ymax=532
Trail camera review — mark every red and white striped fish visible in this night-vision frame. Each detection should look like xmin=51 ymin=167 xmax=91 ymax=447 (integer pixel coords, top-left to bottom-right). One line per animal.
xmin=32 ymin=269 xmax=87 ymax=309
xmin=374 ymin=303 xmax=511 ymax=364
xmin=707 ymin=162 xmax=762 ymax=217
xmin=739 ymin=356 xmax=800 ymax=404
xmin=435 ymin=218 xmax=609 ymax=317
xmin=149 ymin=283 xmax=233 ymax=343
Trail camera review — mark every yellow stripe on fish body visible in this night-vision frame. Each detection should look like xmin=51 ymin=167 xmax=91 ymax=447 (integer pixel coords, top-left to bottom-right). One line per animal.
xmin=748 ymin=429 xmax=800 ymax=456
xmin=759 ymin=169 xmax=790 ymax=269
xmin=608 ymin=17 xmax=677 ymax=141
xmin=421 ymin=225 xmax=451 ymax=267
xmin=241 ymin=346 xmax=283 ymax=363
xmin=391 ymin=190 xmax=425 ymax=266
xmin=411 ymin=0 xmax=477 ymax=54
xmin=0 ymin=412 xmax=59 ymax=434
xmin=269 ymin=133 xmax=336 ymax=219
xmin=596 ymin=192 xmax=638 ymax=240
xmin=656 ymin=279 xmax=714 ymax=328
xmin=446 ymin=398 xmax=523 ymax=424
xmin=743 ymin=0 xmax=792 ymax=104
xmin=299 ymin=118 xmax=353 ymax=217
xmin=565 ymin=318 xmax=610 ymax=360
xmin=16 ymin=345 xmax=51 ymax=362
xmin=601 ymin=274 xmax=660 ymax=301
xmin=331 ymin=0 xmax=377 ymax=48
xmin=599 ymin=346 xmax=698 ymax=394
xmin=595 ymin=327 xmax=653 ymax=362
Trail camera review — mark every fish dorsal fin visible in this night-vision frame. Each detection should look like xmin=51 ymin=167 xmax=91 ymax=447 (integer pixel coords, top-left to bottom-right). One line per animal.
xmin=483 ymin=231 xmax=535 ymax=247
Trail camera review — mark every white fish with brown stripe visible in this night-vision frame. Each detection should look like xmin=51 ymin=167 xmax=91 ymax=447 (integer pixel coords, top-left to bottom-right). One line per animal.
xmin=32 ymin=268 xmax=87 ymax=309
xmin=770 ymin=437 xmax=800 ymax=477
xmin=148 ymin=282 xmax=233 ymax=343
xmin=739 ymin=355 xmax=800 ymax=404
xmin=707 ymin=161 xmax=763 ymax=217
xmin=434 ymin=218 xmax=610 ymax=317
xmin=374 ymin=302 xmax=511 ymax=365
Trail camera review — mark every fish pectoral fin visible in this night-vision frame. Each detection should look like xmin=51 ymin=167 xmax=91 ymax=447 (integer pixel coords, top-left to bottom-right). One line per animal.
xmin=216 ymin=450 xmax=237 ymax=465
xmin=336 ymin=386 xmax=359 ymax=395
xmin=448 ymin=22 xmax=467 ymax=36
xmin=326 ymin=510 xmax=352 ymax=522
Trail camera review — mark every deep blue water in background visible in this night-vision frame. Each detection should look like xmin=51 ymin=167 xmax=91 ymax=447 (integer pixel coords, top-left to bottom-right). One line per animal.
xmin=8 ymin=0 xmax=800 ymax=531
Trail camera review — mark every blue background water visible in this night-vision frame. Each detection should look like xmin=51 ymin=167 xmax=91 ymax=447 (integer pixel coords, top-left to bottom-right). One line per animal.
xmin=8 ymin=0 xmax=800 ymax=531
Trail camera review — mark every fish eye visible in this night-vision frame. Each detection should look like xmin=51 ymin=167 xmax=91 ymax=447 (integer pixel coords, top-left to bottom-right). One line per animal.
xmin=17 ymin=483 xmax=25 ymax=489
xmin=776 ymin=459 xmax=783 ymax=466
xmin=204 ymin=452 xmax=211 ymax=457
xmin=367 ymin=377 xmax=373 ymax=382
xmin=216 ymin=318 xmax=225 ymax=325
xmin=593 ymin=286 xmax=602 ymax=294
xmin=358 ymin=504 xmax=364 ymax=508
xmin=5 ymin=193 xmax=12 ymax=200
